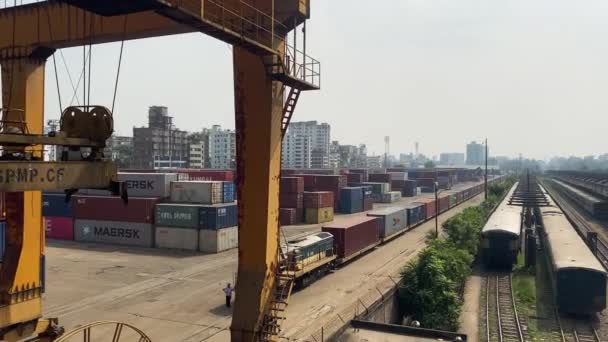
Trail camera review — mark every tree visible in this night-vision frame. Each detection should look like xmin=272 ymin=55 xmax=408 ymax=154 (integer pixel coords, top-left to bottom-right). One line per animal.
xmin=113 ymin=144 xmax=133 ymax=168
xmin=424 ymin=160 xmax=435 ymax=168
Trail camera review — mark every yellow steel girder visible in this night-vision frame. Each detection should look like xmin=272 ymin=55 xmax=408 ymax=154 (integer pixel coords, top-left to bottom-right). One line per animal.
xmin=0 ymin=56 xmax=46 ymax=328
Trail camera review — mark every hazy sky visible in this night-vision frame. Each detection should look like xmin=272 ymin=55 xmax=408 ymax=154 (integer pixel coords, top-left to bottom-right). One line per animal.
xmin=2 ymin=0 xmax=608 ymax=160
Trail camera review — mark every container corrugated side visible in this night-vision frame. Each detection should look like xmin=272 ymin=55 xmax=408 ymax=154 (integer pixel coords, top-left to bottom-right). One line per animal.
xmin=74 ymin=219 xmax=154 ymax=247
xmin=155 ymin=226 xmax=199 ymax=250
xmin=339 ymin=187 xmax=363 ymax=214
xmin=170 ymin=181 xmax=222 ymax=204
xmin=305 ymin=207 xmax=334 ymax=224
xmin=119 ymin=172 xmax=177 ymax=198
xmin=42 ymin=193 xmax=73 ymax=217
xmin=322 ymin=217 xmax=379 ymax=259
xmin=367 ymin=207 xmax=407 ymax=238
xmin=44 ymin=216 xmax=74 ymax=240
xmin=199 ymin=203 xmax=238 ymax=230
xmin=155 ymin=204 xmax=200 ymax=228
xmin=73 ymin=196 xmax=159 ymax=223
xmin=222 ymin=181 xmax=235 ymax=203
xmin=199 ymin=226 xmax=238 ymax=253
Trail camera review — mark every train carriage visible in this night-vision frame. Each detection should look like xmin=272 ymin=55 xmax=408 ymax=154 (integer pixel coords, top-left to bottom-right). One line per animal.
xmin=539 ymin=186 xmax=607 ymax=315
xmin=481 ymin=183 xmax=522 ymax=268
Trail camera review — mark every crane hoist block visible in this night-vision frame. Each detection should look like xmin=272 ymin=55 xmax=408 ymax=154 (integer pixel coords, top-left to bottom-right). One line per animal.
xmin=60 ymin=106 xmax=113 ymax=144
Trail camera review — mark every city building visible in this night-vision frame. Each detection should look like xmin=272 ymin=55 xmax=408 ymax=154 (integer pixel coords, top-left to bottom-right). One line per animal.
xmin=282 ymin=134 xmax=312 ymax=169
xmin=440 ymin=152 xmax=465 ymax=166
xmin=282 ymin=121 xmax=331 ymax=169
xmin=208 ymin=125 xmax=236 ymax=169
xmin=466 ymin=141 xmax=486 ymax=165
xmin=366 ymin=155 xmax=382 ymax=169
xmin=133 ymin=106 xmax=188 ymax=169
xmin=329 ymin=141 xmax=340 ymax=169
xmin=188 ymin=143 xmax=204 ymax=168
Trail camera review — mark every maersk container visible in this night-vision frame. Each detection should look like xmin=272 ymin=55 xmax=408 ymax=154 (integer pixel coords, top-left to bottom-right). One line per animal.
xmin=405 ymin=203 xmax=426 ymax=226
xmin=170 ymin=181 xmax=222 ymax=204
xmin=74 ymin=219 xmax=154 ymax=247
xmin=155 ymin=226 xmax=199 ymax=251
xmin=222 ymin=181 xmax=235 ymax=203
xmin=367 ymin=207 xmax=407 ymax=238
xmin=339 ymin=187 xmax=363 ymax=214
xmin=118 ymin=172 xmax=177 ymax=198
xmin=199 ymin=226 xmax=238 ymax=253
xmin=42 ymin=193 xmax=73 ymax=217
xmin=199 ymin=203 xmax=238 ymax=230
xmin=155 ymin=203 xmax=200 ymax=228
xmin=44 ymin=216 xmax=74 ymax=240
xmin=322 ymin=216 xmax=379 ymax=260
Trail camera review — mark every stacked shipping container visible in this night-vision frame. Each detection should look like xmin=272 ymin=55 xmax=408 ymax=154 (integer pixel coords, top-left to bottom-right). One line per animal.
xmin=303 ymin=191 xmax=334 ymax=224
xmin=279 ymin=177 xmax=304 ymax=225
xmin=43 ymin=193 xmax=74 ymax=240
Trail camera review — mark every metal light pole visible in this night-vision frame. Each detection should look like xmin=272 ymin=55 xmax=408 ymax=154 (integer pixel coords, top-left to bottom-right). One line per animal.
xmin=484 ymin=138 xmax=488 ymax=201
xmin=435 ymin=181 xmax=439 ymax=238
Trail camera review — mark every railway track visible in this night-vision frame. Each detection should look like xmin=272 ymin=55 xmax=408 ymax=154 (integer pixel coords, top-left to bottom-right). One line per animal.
xmin=485 ymin=273 xmax=525 ymax=342
xmin=556 ymin=315 xmax=601 ymax=342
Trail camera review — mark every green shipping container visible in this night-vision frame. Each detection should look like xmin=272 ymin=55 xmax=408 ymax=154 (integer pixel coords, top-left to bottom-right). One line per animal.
xmin=305 ymin=207 xmax=334 ymax=224
xmin=155 ymin=204 xmax=200 ymax=228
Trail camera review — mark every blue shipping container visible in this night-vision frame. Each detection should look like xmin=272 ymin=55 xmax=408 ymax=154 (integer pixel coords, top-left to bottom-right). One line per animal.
xmin=0 ymin=221 xmax=4 ymax=262
xmin=199 ymin=203 xmax=238 ymax=230
xmin=339 ymin=187 xmax=363 ymax=214
xmin=223 ymin=181 xmax=235 ymax=203
xmin=42 ymin=193 xmax=73 ymax=217
xmin=406 ymin=203 xmax=426 ymax=226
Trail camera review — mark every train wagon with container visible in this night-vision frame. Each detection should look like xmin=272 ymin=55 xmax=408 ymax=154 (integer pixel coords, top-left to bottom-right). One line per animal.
xmin=322 ymin=216 xmax=380 ymax=264
xmin=481 ymin=183 xmax=522 ymax=268
xmin=550 ymin=178 xmax=608 ymax=220
xmin=282 ymin=232 xmax=336 ymax=289
xmin=539 ymin=186 xmax=607 ymax=315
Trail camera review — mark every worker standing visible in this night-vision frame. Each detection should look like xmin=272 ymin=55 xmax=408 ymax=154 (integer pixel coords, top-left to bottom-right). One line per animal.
xmin=223 ymin=283 xmax=234 ymax=308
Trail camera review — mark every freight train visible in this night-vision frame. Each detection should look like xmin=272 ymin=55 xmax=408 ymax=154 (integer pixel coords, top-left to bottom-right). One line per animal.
xmin=480 ymin=183 xmax=522 ymax=268
xmin=548 ymin=178 xmax=608 ymax=220
xmin=283 ymin=176 xmax=507 ymax=289
xmin=538 ymin=185 xmax=607 ymax=315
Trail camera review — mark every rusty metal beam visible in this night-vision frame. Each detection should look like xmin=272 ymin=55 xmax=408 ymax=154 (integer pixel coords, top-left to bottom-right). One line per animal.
xmin=0 ymin=2 xmax=194 ymax=57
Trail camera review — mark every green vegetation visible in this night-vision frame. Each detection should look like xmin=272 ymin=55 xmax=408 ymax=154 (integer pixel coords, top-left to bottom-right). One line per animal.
xmin=398 ymin=177 xmax=517 ymax=331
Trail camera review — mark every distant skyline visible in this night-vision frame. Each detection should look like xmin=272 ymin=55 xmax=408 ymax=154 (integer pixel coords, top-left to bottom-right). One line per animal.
xmin=1 ymin=0 xmax=607 ymax=160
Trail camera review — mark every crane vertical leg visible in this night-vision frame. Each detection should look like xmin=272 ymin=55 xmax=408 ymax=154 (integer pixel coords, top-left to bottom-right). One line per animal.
xmin=0 ymin=56 xmax=47 ymax=330
xmin=230 ymin=45 xmax=284 ymax=341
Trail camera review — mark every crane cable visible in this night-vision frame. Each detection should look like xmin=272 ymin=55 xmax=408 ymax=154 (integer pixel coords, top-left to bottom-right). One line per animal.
xmin=4 ymin=0 xmax=17 ymax=117
xmin=111 ymin=16 xmax=128 ymax=114
xmin=45 ymin=6 xmax=63 ymax=114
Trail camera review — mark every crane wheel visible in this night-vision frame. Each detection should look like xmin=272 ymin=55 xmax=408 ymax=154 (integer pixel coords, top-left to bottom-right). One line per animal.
xmin=54 ymin=321 xmax=151 ymax=342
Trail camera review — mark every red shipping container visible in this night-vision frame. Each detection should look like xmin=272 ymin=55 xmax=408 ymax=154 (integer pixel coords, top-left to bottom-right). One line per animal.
xmin=296 ymin=208 xmax=304 ymax=223
xmin=280 ymin=177 xmax=304 ymax=194
xmin=44 ymin=216 xmax=74 ymax=240
xmin=300 ymin=174 xmax=317 ymax=188
xmin=391 ymin=179 xmax=407 ymax=189
xmin=421 ymin=199 xmax=437 ymax=218
xmin=323 ymin=217 xmax=380 ymax=260
xmin=304 ymin=191 xmax=334 ymax=209
xmin=177 ymin=169 xmax=233 ymax=182
xmin=369 ymin=173 xmax=392 ymax=183
xmin=347 ymin=173 xmax=364 ymax=184
xmin=314 ymin=175 xmax=347 ymax=188
xmin=439 ymin=196 xmax=450 ymax=213
xmin=279 ymin=208 xmax=297 ymax=226
xmin=73 ymin=196 xmax=160 ymax=223
xmin=279 ymin=193 xmax=303 ymax=208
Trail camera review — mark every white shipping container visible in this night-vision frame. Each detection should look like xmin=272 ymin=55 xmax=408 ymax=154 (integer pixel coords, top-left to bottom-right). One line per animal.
xmin=381 ymin=191 xmax=402 ymax=203
xmin=119 ymin=173 xmax=177 ymax=198
xmin=199 ymin=226 xmax=238 ymax=253
xmin=170 ymin=181 xmax=222 ymax=204
xmin=155 ymin=226 xmax=199 ymax=251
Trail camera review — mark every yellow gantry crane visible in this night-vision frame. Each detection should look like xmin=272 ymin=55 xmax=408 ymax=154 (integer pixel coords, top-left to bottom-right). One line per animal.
xmin=0 ymin=1 xmax=320 ymax=341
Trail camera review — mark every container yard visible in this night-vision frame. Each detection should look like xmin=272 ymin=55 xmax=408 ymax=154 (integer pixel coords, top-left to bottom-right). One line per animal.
xmin=0 ymin=1 xmax=600 ymax=341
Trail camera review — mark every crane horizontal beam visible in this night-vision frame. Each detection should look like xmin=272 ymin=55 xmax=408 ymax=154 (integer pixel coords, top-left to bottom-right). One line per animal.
xmin=0 ymin=2 xmax=195 ymax=58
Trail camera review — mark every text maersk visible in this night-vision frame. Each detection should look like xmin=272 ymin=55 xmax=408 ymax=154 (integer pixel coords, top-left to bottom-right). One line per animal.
xmin=0 ymin=167 xmax=65 ymax=183
xmin=93 ymin=227 xmax=141 ymax=239
xmin=125 ymin=180 xmax=155 ymax=190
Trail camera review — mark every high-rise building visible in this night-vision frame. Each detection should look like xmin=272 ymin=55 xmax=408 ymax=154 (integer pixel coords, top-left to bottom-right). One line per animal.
xmin=440 ymin=152 xmax=465 ymax=166
xmin=281 ymin=134 xmax=312 ymax=169
xmin=133 ymin=106 xmax=188 ymax=169
xmin=366 ymin=155 xmax=382 ymax=169
xmin=466 ymin=141 xmax=486 ymax=165
xmin=282 ymin=121 xmax=331 ymax=169
xmin=188 ymin=143 xmax=204 ymax=168
xmin=208 ymin=125 xmax=236 ymax=169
